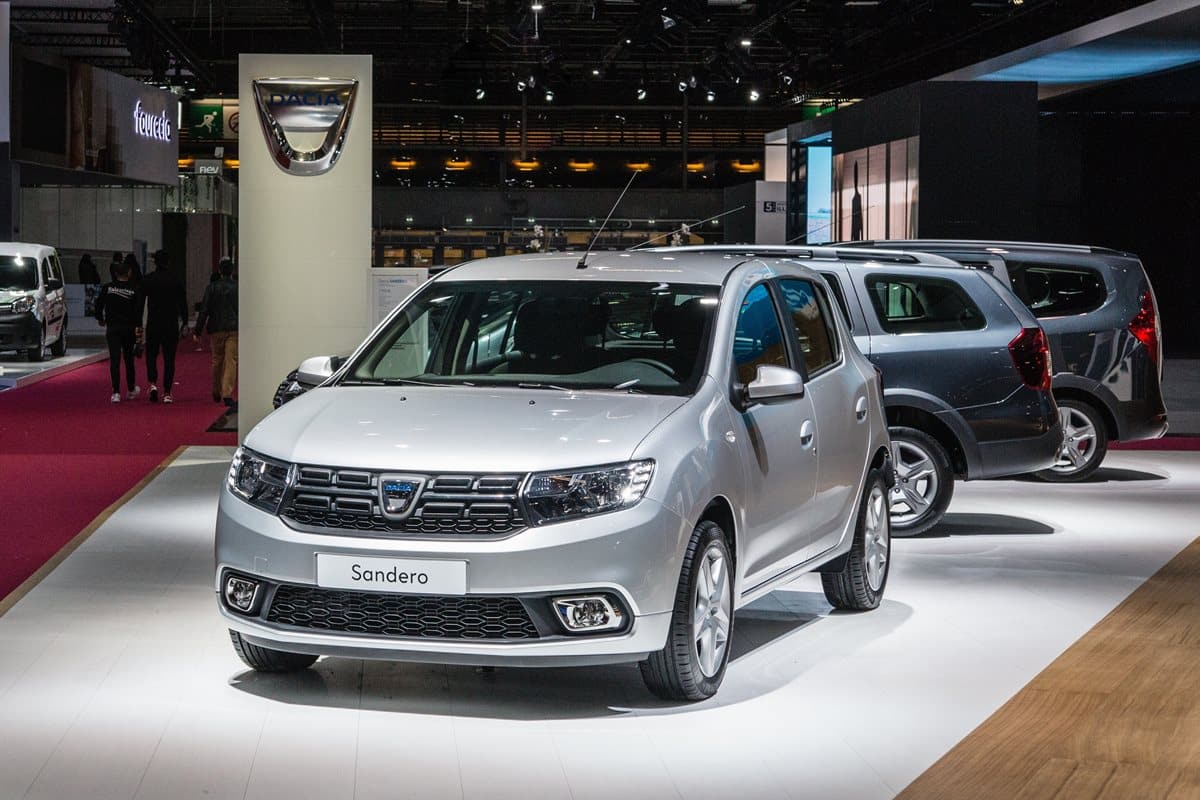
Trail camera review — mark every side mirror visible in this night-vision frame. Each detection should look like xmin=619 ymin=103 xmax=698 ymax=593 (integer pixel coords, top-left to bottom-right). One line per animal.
xmin=296 ymin=355 xmax=339 ymax=386
xmin=744 ymin=364 xmax=805 ymax=405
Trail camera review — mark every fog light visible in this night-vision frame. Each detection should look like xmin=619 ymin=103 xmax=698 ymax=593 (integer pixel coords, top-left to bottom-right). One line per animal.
xmin=224 ymin=576 xmax=260 ymax=613
xmin=552 ymin=596 xmax=624 ymax=632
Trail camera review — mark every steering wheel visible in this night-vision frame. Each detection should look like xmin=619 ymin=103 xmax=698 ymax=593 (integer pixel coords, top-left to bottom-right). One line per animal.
xmin=629 ymin=357 xmax=677 ymax=377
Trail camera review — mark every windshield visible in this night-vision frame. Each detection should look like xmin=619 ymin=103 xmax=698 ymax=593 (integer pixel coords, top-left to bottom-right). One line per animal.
xmin=343 ymin=280 xmax=720 ymax=396
xmin=0 ymin=257 xmax=37 ymax=291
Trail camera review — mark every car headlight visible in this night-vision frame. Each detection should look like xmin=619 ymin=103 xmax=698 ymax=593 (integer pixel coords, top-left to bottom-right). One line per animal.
xmin=11 ymin=296 xmax=35 ymax=314
xmin=523 ymin=460 xmax=654 ymax=525
xmin=227 ymin=447 xmax=293 ymax=514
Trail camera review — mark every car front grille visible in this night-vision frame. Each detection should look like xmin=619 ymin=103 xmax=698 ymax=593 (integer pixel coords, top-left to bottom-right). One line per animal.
xmin=266 ymin=585 xmax=540 ymax=640
xmin=280 ymin=466 xmax=527 ymax=536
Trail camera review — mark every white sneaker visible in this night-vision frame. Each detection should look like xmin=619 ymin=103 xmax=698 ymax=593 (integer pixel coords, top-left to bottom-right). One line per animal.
xmin=163 ymin=394 xmax=173 ymax=404
xmin=110 ymin=393 xmax=121 ymax=403
xmin=126 ymin=386 xmax=140 ymax=401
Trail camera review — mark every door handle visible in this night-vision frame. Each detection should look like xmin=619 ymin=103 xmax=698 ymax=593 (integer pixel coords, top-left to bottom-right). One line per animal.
xmin=855 ymin=396 xmax=869 ymax=422
xmin=799 ymin=419 xmax=815 ymax=449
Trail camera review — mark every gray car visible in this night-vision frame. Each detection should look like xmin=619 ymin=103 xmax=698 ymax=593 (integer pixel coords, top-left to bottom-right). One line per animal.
xmin=654 ymin=245 xmax=1061 ymax=536
xmin=217 ymin=251 xmax=893 ymax=700
xmin=849 ymin=240 xmax=1168 ymax=481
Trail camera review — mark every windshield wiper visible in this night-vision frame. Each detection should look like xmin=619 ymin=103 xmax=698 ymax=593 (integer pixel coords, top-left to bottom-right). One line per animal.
xmin=613 ymin=379 xmax=640 ymax=390
xmin=338 ymin=378 xmax=385 ymax=386
xmin=516 ymin=382 xmax=574 ymax=392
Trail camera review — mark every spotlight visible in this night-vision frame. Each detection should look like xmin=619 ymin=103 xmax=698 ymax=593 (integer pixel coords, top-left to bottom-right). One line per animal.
xmin=517 ymin=78 xmax=527 ymax=92
xmin=706 ymin=89 xmax=716 ymax=102
xmin=636 ymin=86 xmax=647 ymax=101
xmin=544 ymin=88 xmax=555 ymax=102
xmin=740 ymin=38 xmax=752 ymax=47
xmin=677 ymin=80 xmax=687 ymax=92
xmin=531 ymin=1 xmax=544 ymax=9
xmin=662 ymin=15 xmax=676 ymax=30
xmin=748 ymin=88 xmax=760 ymax=102
xmin=475 ymin=86 xmax=486 ymax=100
xmin=592 ymin=67 xmax=601 ymax=76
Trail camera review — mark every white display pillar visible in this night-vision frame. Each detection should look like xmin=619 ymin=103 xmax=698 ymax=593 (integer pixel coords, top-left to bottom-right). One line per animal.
xmin=237 ymin=54 xmax=373 ymax=439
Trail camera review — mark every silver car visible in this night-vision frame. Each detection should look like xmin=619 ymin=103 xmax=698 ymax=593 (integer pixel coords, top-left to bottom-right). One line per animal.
xmin=216 ymin=251 xmax=893 ymax=700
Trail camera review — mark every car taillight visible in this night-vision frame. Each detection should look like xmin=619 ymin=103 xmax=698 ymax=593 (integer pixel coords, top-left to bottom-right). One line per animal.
xmin=1128 ymin=291 xmax=1160 ymax=366
xmin=1008 ymin=327 xmax=1052 ymax=391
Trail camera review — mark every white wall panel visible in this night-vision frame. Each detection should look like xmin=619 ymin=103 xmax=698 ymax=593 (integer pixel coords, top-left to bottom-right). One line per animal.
xmin=238 ymin=54 xmax=373 ymax=437
xmin=56 ymin=187 xmax=98 ymax=251
xmin=95 ymin=187 xmax=133 ymax=252
xmin=19 ymin=187 xmax=59 ymax=245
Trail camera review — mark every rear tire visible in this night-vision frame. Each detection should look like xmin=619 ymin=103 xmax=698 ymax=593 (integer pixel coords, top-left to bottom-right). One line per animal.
xmin=640 ymin=520 xmax=733 ymax=701
xmin=887 ymin=426 xmax=953 ymax=537
xmin=1033 ymin=398 xmax=1108 ymax=483
xmin=229 ymin=630 xmax=318 ymax=673
xmin=823 ymin=469 xmax=890 ymax=610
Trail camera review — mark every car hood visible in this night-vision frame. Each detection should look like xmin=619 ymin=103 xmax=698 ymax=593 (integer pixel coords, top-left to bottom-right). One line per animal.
xmin=0 ymin=287 xmax=35 ymax=301
xmin=245 ymin=385 xmax=688 ymax=473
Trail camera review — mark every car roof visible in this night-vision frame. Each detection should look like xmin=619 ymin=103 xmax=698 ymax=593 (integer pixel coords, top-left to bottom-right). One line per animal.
xmin=847 ymin=239 xmax=1136 ymax=258
xmin=645 ymin=243 xmax=966 ymax=269
xmin=0 ymin=242 xmax=56 ymax=259
xmin=438 ymin=250 xmax=784 ymax=286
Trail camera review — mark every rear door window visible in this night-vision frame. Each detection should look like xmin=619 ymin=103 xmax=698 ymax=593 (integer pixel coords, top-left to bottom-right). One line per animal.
xmin=1005 ymin=260 xmax=1106 ymax=318
xmin=864 ymin=274 xmax=986 ymax=334
xmin=818 ymin=272 xmax=853 ymax=326
xmin=778 ymin=278 xmax=839 ymax=377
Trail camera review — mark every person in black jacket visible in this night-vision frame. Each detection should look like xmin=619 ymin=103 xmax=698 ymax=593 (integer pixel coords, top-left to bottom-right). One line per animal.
xmin=95 ymin=259 xmax=144 ymax=402
xmin=140 ymin=249 xmax=189 ymax=404
xmin=195 ymin=257 xmax=238 ymax=410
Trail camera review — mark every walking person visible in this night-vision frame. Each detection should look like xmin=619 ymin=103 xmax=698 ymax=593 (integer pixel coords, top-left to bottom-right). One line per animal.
xmin=195 ymin=258 xmax=238 ymax=411
xmin=140 ymin=249 xmax=189 ymax=404
xmin=95 ymin=259 xmax=143 ymax=403
xmin=122 ymin=252 xmax=143 ymax=284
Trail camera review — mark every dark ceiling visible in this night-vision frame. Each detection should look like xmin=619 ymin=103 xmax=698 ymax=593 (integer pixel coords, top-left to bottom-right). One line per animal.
xmin=11 ymin=0 xmax=1158 ymax=106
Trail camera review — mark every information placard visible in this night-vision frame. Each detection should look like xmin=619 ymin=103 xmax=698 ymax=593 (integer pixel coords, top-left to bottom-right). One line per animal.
xmin=371 ymin=267 xmax=428 ymax=327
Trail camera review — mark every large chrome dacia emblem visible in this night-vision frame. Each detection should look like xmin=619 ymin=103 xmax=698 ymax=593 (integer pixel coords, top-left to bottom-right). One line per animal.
xmin=251 ymin=77 xmax=358 ymax=176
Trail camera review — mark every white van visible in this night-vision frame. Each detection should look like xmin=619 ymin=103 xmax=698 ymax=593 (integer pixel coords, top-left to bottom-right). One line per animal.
xmin=0 ymin=243 xmax=69 ymax=361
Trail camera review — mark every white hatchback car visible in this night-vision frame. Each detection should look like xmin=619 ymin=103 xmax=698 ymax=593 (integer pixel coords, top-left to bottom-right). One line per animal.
xmin=216 ymin=251 xmax=894 ymax=700
xmin=0 ymin=243 xmax=69 ymax=361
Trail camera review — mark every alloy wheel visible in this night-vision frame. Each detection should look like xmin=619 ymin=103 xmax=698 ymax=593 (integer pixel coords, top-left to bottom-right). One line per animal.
xmin=1051 ymin=405 xmax=1098 ymax=473
xmin=888 ymin=439 xmax=939 ymax=524
xmin=864 ymin=484 xmax=890 ymax=592
xmin=692 ymin=544 xmax=731 ymax=678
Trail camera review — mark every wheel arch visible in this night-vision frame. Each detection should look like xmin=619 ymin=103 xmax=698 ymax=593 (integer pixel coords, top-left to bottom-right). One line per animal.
xmin=886 ymin=404 xmax=969 ymax=478
xmin=1051 ymin=386 xmax=1118 ymax=441
xmin=697 ymin=496 xmax=737 ymax=570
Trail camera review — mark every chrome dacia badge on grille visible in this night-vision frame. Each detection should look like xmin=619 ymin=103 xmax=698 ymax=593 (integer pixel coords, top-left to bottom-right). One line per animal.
xmin=251 ymin=77 xmax=358 ymax=176
xmin=379 ymin=475 xmax=426 ymax=521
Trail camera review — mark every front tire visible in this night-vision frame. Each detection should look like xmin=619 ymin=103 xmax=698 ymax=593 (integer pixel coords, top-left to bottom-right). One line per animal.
xmin=887 ymin=426 xmax=954 ymax=537
xmin=229 ymin=630 xmax=318 ymax=673
xmin=50 ymin=321 xmax=67 ymax=357
xmin=26 ymin=327 xmax=46 ymax=362
xmin=823 ymin=469 xmax=890 ymax=610
xmin=1033 ymin=398 xmax=1108 ymax=482
xmin=640 ymin=520 xmax=733 ymax=701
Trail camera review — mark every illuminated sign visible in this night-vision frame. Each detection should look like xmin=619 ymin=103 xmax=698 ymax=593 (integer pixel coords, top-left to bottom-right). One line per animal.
xmin=133 ymin=99 xmax=173 ymax=142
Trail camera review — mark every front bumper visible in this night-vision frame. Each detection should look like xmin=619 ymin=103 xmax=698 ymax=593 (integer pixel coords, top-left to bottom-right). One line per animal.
xmin=215 ymin=487 xmax=690 ymax=666
xmin=0 ymin=311 xmax=39 ymax=350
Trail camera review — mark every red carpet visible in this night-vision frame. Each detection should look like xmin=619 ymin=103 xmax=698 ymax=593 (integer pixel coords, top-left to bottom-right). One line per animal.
xmin=0 ymin=348 xmax=236 ymax=603
xmin=1111 ymin=437 xmax=1200 ymax=451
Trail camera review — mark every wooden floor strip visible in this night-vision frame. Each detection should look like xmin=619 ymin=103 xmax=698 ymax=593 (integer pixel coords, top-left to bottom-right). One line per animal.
xmin=899 ymin=536 xmax=1200 ymax=800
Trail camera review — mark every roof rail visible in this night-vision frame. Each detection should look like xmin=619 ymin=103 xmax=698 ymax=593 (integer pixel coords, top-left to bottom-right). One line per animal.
xmin=846 ymin=239 xmax=1135 ymax=257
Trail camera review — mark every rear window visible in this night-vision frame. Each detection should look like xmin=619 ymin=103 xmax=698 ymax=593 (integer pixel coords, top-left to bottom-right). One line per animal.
xmin=865 ymin=274 xmax=986 ymax=334
xmin=1006 ymin=261 xmax=1107 ymax=318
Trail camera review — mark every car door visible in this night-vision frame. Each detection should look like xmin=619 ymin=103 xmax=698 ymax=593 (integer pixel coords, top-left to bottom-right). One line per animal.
xmin=776 ymin=276 xmax=869 ymax=559
xmin=731 ymin=281 xmax=820 ymax=590
xmin=47 ymin=254 xmax=67 ymax=338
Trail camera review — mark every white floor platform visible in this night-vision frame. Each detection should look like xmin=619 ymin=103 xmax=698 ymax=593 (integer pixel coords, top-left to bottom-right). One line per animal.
xmin=1 ymin=448 xmax=1197 ymax=800
xmin=0 ymin=348 xmax=105 ymax=390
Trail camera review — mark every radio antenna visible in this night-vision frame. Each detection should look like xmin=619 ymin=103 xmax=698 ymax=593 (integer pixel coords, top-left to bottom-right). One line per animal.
xmin=577 ymin=170 xmax=639 ymax=269
xmin=627 ymin=205 xmax=747 ymax=250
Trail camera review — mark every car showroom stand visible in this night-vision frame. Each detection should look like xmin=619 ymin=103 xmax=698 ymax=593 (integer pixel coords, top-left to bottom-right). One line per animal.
xmin=0 ymin=349 xmax=106 ymax=390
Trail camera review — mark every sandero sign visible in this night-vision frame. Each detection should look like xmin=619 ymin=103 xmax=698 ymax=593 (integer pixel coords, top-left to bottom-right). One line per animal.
xmin=133 ymin=99 xmax=173 ymax=142
xmin=251 ymin=77 xmax=358 ymax=176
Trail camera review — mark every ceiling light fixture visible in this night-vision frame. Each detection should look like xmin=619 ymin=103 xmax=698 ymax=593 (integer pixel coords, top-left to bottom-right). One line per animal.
xmin=544 ymin=88 xmax=555 ymax=101
xmin=748 ymin=88 xmax=760 ymax=102
xmin=739 ymin=38 xmax=752 ymax=48
xmin=636 ymin=86 xmax=647 ymax=101
xmin=706 ymin=89 xmax=716 ymax=102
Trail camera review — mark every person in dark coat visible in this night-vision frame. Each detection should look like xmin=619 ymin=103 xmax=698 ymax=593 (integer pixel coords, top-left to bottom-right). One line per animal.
xmin=195 ymin=257 xmax=238 ymax=410
xmin=139 ymin=249 xmax=189 ymax=403
xmin=77 ymin=254 xmax=101 ymax=284
xmin=95 ymin=259 xmax=144 ymax=402
xmin=122 ymin=252 xmax=143 ymax=284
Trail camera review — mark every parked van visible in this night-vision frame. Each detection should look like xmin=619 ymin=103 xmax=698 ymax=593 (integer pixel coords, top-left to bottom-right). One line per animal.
xmin=0 ymin=243 xmax=69 ymax=361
